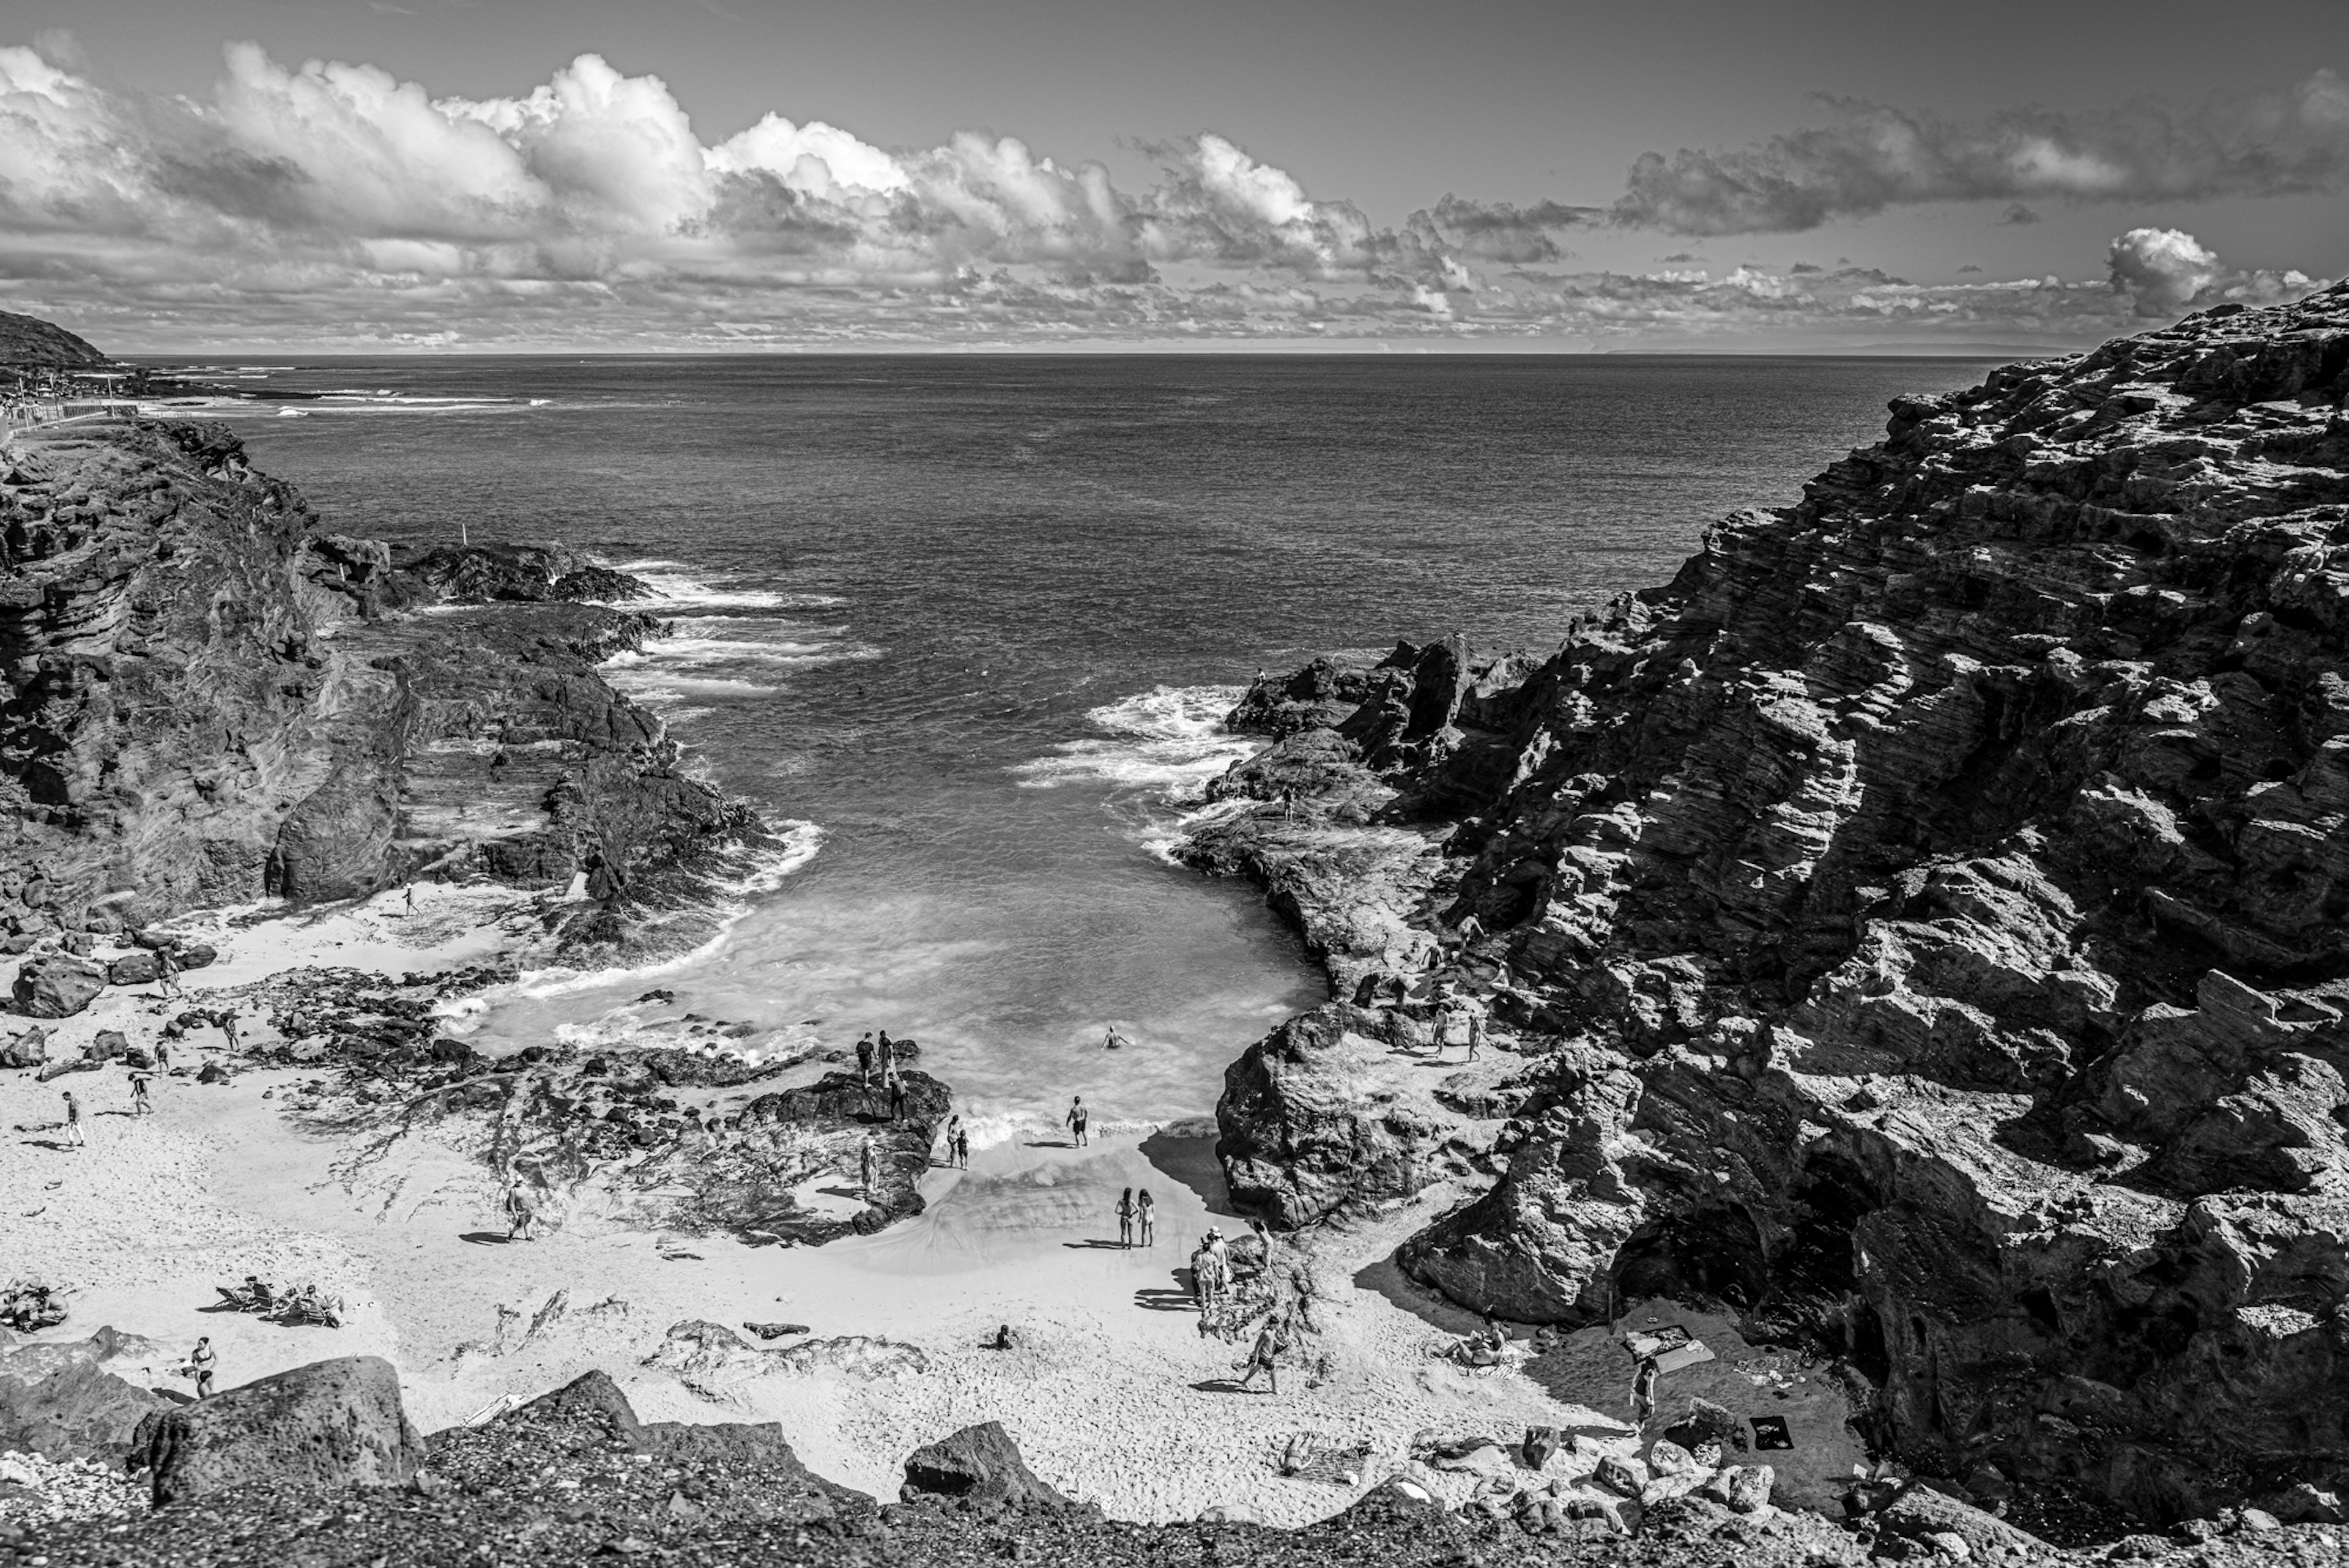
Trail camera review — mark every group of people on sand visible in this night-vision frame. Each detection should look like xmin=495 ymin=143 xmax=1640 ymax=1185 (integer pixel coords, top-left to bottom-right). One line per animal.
xmin=1113 ymin=1186 xmax=1156 ymax=1246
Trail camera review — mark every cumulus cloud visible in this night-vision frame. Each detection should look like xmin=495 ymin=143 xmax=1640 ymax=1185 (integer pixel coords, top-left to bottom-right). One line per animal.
xmin=0 ymin=39 xmax=2331 ymax=348
xmin=1612 ymin=70 xmax=2349 ymax=234
xmin=2106 ymin=226 xmax=2314 ymax=318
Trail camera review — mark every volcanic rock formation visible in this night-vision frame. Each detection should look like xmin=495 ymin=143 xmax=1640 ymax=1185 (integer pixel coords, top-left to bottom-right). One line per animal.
xmin=0 ymin=418 xmax=770 ymax=964
xmin=1192 ymin=283 xmax=2349 ymax=1530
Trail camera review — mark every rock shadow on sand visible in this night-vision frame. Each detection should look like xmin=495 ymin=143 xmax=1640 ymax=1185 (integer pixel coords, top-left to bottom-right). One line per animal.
xmin=1138 ymin=1123 xmax=1241 ymax=1217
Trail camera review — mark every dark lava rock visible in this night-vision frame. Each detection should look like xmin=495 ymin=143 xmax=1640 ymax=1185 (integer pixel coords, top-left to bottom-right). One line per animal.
xmin=146 ymin=1355 xmax=420 ymax=1506
xmin=12 ymin=953 xmax=105 ymax=1017
xmin=0 ymin=1354 xmax=163 ymax=1462
xmin=901 ymin=1421 xmax=1086 ymax=1514
xmin=107 ymin=950 xmax=158 ymax=986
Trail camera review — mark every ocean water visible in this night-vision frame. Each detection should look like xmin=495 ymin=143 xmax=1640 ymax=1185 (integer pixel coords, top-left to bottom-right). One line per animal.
xmin=171 ymin=354 xmax=2000 ymax=1143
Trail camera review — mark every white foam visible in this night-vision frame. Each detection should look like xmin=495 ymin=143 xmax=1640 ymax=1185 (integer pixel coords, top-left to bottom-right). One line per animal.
xmin=1011 ymin=684 xmax=1253 ymax=792
xmin=613 ymin=562 xmax=818 ymax=611
xmin=509 ymin=822 xmax=823 ymax=1000
xmin=603 ymin=673 xmax=783 ymax=699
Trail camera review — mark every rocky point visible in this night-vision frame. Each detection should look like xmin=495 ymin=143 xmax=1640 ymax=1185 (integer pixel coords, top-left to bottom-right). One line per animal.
xmin=1190 ymin=281 xmax=2349 ymax=1537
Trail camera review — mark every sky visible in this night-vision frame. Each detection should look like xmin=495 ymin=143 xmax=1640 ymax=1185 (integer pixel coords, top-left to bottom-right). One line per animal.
xmin=1 ymin=0 xmax=2345 ymax=351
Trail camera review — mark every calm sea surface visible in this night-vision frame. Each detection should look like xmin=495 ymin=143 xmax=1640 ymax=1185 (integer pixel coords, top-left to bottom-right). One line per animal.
xmin=166 ymin=355 xmax=1999 ymax=1143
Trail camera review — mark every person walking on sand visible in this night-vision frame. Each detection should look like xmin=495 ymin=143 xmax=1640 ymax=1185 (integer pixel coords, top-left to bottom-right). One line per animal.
xmin=1065 ymin=1095 xmax=1089 ymax=1147
xmin=60 ymin=1090 xmax=84 ymax=1148
xmin=859 ymin=1133 xmax=877 ymax=1197
xmin=1236 ymin=1312 xmax=1286 ymax=1395
xmin=1116 ymin=1186 xmax=1137 ymax=1247
xmin=1137 ymin=1189 xmax=1156 ymax=1245
xmin=856 ymin=1033 xmax=875 ymax=1084
xmin=1631 ymin=1354 xmax=1659 ymax=1430
xmin=155 ymin=1040 xmax=171 ymax=1075
xmin=1190 ymin=1239 xmax=1219 ymax=1312
xmin=128 ymin=1069 xmax=152 ymax=1117
xmin=220 ymin=1010 xmax=239 ymax=1053
xmin=504 ymin=1178 xmax=535 ymax=1242
xmin=190 ymin=1337 xmax=216 ymax=1399
xmin=157 ymin=946 xmax=182 ymax=998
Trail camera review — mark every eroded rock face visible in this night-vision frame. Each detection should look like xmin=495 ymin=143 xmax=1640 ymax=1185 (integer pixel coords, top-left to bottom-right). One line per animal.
xmin=147 ymin=1355 xmax=420 ymax=1506
xmin=0 ymin=419 xmax=771 ymax=965
xmin=1193 ymin=284 xmax=2349 ymax=1525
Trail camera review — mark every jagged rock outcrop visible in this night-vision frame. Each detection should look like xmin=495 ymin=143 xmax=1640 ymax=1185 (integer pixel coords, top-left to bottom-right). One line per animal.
xmin=900 ymin=1421 xmax=1087 ymax=1514
xmin=1192 ymin=283 xmax=2349 ymax=1531
xmin=0 ymin=418 xmax=770 ymax=965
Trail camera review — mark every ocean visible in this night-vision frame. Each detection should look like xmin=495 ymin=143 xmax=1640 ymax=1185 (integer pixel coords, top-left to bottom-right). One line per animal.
xmin=171 ymin=354 xmax=2000 ymax=1145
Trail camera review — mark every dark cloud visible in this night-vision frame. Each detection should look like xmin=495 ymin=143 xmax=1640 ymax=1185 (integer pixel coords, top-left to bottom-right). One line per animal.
xmin=1999 ymin=203 xmax=2040 ymax=226
xmin=1958 ymin=263 xmax=1983 ymax=273
xmin=1611 ymin=70 xmax=2349 ymax=234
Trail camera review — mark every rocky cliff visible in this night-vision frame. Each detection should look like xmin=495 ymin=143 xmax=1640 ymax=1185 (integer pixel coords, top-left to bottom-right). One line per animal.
xmin=0 ymin=418 xmax=770 ymax=962
xmin=1190 ymin=281 xmax=2349 ymax=1533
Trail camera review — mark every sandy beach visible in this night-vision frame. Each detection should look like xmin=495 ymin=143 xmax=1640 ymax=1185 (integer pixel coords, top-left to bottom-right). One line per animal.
xmin=2 ymin=881 xmax=1861 ymax=1527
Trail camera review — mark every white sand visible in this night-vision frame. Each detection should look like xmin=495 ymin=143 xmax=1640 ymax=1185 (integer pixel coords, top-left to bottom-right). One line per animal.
xmin=2 ymin=887 xmax=1857 ymax=1525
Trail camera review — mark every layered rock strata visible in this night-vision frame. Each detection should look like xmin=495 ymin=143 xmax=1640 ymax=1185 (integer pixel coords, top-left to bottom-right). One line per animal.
xmin=0 ymin=420 xmax=767 ymax=963
xmin=1191 ymin=283 xmax=2349 ymax=1530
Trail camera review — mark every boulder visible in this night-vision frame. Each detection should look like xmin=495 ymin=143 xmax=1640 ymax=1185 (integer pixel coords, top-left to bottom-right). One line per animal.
xmin=1592 ymin=1454 xmax=1649 ymax=1498
xmin=901 ymin=1421 xmax=1080 ymax=1512
xmin=146 ymin=1355 xmax=420 ymax=1506
xmin=13 ymin=954 xmax=105 ymax=1019
xmin=0 ymin=1356 xmax=164 ymax=1462
xmin=89 ymin=1030 xmax=129 ymax=1064
xmin=108 ymin=952 xmax=158 ymax=987
xmin=0 ymin=1027 xmax=44 ymax=1069
xmin=742 ymin=1321 xmax=811 ymax=1341
xmin=1698 ymin=1464 xmax=1775 ymax=1514
xmin=1876 ymin=1483 xmax=2046 ymax=1558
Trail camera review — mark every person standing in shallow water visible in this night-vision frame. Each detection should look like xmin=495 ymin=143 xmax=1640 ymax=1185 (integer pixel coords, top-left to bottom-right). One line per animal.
xmin=1116 ymin=1187 xmax=1136 ymax=1247
xmin=1065 ymin=1096 xmax=1088 ymax=1147
xmin=1137 ymin=1189 xmax=1155 ymax=1245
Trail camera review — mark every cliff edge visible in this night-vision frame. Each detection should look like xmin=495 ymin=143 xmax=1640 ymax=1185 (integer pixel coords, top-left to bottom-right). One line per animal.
xmin=1192 ymin=281 xmax=2349 ymax=1534
xmin=0 ymin=417 xmax=770 ymax=964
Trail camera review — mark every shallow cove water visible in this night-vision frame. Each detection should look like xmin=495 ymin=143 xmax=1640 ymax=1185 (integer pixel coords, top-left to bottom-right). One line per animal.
xmin=201 ymin=354 xmax=1998 ymax=1148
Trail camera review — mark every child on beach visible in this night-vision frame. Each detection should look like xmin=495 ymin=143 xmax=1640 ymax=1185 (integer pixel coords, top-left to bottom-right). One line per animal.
xmin=1137 ymin=1189 xmax=1155 ymax=1244
xmin=1116 ymin=1187 xmax=1136 ymax=1247
xmin=954 ymin=1128 xmax=969 ymax=1169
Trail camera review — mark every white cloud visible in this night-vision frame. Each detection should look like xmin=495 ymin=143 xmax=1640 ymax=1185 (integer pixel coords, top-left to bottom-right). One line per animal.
xmin=0 ymin=40 xmax=2331 ymax=348
xmin=2106 ymin=226 xmax=2315 ymax=318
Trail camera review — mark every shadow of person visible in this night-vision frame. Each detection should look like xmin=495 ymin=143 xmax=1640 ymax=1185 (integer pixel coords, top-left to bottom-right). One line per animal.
xmin=1061 ymin=1239 xmax=1128 ymax=1250
xmin=1025 ymin=1139 xmax=1074 ymax=1149
xmin=458 ymin=1232 xmax=514 ymax=1246
xmin=1187 ymin=1379 xmax=1254 ymax=1395
xmin=1134 ymin=1288 xmax=1197 ymax=1312
xmin=814 ymin=1184 xmax=865 ymax=1200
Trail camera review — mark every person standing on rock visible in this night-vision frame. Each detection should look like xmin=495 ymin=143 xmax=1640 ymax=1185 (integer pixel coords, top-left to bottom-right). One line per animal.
xmin=1466 ymin=1004 xmax=1486 ymax=1062
xmin=888 ymin=1070 xmax=907 ymax=1122
xmin=1065 ymin=1095 xmax=1089 ymax=1148
xmin=856 ymin=1033 xmax=875 ymax=1083
xmin=876 ymin=1031 xmax=895 ymax=1078
xmin=859 ymin=1133 xmax=877 ymax=1197
xmin=1137 ymin=1189 xmax=1156 ymax=1245
xmin=1116 ymin=1187 xmax=1137 ymax=1247
xmin=1631 ymin=1354 xmax=1659 ymax=1430
xmin=190 ymin=1337 xmax=216 ymax=1399
xmin=59 ymin=1090 xmax=84 ymax=1148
